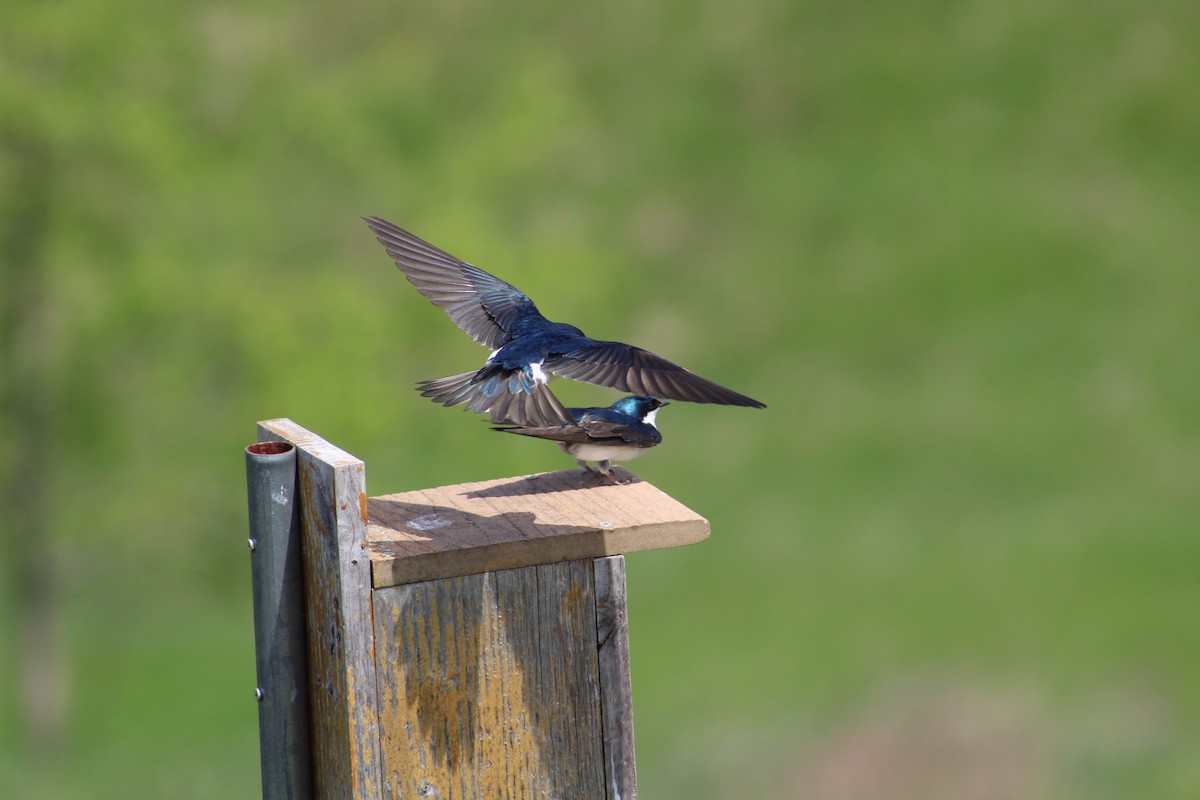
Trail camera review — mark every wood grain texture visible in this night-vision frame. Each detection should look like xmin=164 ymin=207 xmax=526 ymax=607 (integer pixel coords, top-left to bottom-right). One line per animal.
xmin=368 ymin=468 xmax=709 ymax=588
xmin=258 ymin=419 xmax=382 ymax=800
xmin=594 ymin=556 xmax=637 ymax=800
xmin=373 ymin=560 xmax=607 ymax=799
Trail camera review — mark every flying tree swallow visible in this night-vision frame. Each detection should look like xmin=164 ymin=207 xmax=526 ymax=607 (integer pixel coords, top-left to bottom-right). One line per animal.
xmin=494 ymin=395 xmax=668 ymax=482
xmin=364 ymin=216 xmax=765 ymax=426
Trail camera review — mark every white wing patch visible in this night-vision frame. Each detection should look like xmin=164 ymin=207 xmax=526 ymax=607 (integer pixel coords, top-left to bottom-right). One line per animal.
xmin=529 ymin=360 xmax=549 ymax=385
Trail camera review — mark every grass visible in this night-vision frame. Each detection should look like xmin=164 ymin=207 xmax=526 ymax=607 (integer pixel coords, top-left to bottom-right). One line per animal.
xmin=2 ymin=1 xmax=1197 ymax=797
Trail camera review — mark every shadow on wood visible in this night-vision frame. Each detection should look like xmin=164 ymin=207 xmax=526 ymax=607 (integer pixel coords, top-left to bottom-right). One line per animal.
xmin=367 ymin=469 xmax=708 ymax=589
xmin=250 ymin=418 xmax=709 ymax=800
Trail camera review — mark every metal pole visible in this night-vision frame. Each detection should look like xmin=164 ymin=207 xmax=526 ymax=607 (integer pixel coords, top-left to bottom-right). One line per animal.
xmin=245 ymin=441 xmax=312 ymax=800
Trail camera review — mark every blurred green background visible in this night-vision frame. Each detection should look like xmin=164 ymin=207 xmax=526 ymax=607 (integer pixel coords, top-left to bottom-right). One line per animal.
xmin=2 ymin=1 xmax=1197 ymax=797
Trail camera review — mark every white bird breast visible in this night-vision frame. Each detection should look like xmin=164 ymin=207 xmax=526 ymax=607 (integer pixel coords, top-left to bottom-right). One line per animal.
xmin=562 ymin=443 xmax=647 ymax=463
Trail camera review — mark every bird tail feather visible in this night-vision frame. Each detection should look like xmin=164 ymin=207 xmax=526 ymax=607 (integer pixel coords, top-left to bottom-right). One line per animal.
xmin=416 ymin=367 xmax=572 ymax=426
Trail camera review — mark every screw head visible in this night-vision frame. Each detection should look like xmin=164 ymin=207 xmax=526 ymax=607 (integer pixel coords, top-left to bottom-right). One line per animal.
xmin=255 ymin=688 xmax=264 ymax=702
xmin=247 ymin=538 xmax=257 ymax=552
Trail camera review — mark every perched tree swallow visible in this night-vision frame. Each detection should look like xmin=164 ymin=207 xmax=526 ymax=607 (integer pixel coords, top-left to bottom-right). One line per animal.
xmin=494 ymin=396 xmax=668 ymax=482
xmin=365 ymin=216 xmax=765 ymax=425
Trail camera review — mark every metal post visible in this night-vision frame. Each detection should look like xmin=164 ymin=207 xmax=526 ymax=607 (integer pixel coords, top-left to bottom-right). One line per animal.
xmin=245 ymin=441 xmax=312 ymax=800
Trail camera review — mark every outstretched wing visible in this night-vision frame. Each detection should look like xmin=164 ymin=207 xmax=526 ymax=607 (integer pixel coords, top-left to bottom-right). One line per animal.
xmin=545 ymin=341 xmax=766 ymax=408
xmin=364 ymin=216 xmax=540 ymax=350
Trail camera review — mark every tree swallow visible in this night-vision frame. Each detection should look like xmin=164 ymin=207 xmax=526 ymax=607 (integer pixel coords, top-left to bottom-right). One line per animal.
xmin=494 ymin=395 xmax=668 ymax=482
xmin=364 ymin=216 xmax=765 ymax=425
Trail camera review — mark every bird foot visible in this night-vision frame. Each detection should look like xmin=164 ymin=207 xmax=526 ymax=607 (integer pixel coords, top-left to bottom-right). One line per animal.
xmin=578 ymin=466 xmax=624 ymax=485
xmin=598 ymin=468 xmax=633 ymax=485
xmin=578 ymin=460 xmax=632 ymax=485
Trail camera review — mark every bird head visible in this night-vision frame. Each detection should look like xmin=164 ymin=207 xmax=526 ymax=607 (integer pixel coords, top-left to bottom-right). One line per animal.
xmin=612 ymin=395 xmax=669 ymax=425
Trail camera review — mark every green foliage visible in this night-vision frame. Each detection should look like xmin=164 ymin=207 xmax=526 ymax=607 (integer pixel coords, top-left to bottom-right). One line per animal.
xmin=1 ymin=0 xmax=1197 ymax=797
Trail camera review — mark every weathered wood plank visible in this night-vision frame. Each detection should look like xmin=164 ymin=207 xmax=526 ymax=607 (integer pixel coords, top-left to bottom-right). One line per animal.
xmin=368 ymin=469 xmax=709 ymax=588
xmin=257 ymin=419 xmax=382 ymax=800
xmin=537 ymin=561 xmax=606 ymax=798
xmin=594 ymin=555 xmax=637 ymax=800
xmin=247 ymin=421 xmax=705 ymax=797
xmin=372 ymin=560 xmax=607 ymax=799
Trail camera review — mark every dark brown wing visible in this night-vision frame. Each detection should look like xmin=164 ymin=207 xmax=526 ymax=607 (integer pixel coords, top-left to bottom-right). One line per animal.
xmin=544 ymin=341 xmax=765 ymax=408
xmin=364 ymin=216 xmax=540 ymax=350
xmin=493 ymin=423 xmax=595 ymax=445
xmin=496 ymin=408 xmax=661 ymax=448
xmin=576 ymin=411 xmax=662 ymax=448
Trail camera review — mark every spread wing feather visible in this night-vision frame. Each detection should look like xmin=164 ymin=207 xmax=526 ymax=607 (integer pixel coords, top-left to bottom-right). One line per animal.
xmin=364 ymin=216 xmax=538 ymax=350
xmin=546 ymin=341 xmax=765 ymax=408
